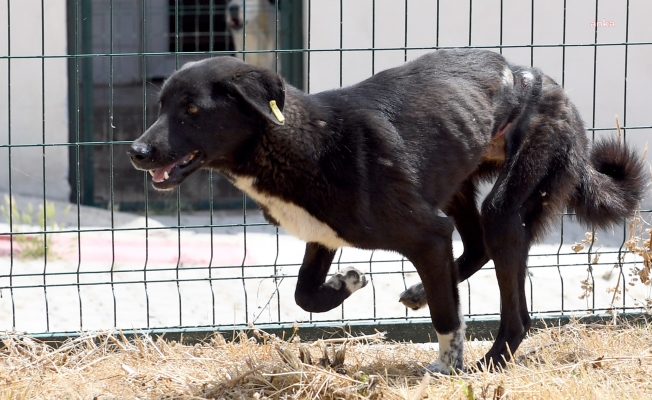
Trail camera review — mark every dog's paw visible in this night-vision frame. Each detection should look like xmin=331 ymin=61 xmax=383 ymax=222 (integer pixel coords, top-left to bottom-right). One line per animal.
xmin=425 ymin=324 xmax=466 ymax=375
xmin=325 ymin=266 xmax=368 ymax=294
xmin=424 ymin=359 xmax=455 ymax=375
xmin=399 ymin=283 xmax=428 ymax=310
xmin=424 ymin=350 xmax=465 ymax=376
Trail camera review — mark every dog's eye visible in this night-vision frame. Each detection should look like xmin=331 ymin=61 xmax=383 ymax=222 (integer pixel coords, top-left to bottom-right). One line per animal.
xmin=187 ymin=104 xmax=199 ymax=115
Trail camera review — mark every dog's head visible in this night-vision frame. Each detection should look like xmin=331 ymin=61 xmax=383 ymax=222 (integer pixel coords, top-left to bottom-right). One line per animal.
xmin=128 ymin=57 xmax=285 ymax=190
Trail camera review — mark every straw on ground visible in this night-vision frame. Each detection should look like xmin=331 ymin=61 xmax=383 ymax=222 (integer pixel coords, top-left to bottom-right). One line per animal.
xmin=2 ymin=320 xmax=652 ymax=399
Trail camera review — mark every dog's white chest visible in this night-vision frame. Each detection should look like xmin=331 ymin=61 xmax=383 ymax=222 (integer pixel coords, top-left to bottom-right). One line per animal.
xmin=232 ymin=176 xmax=351 ymax=250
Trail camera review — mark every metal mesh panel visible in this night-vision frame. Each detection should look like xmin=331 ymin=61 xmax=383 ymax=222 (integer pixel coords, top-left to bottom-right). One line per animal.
xmin=0 ymin=0 xmax=651 ymax=337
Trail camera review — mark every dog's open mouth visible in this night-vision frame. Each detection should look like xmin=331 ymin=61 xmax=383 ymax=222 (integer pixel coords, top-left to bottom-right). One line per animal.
xmin=228 ymin=18 xmax=243 ymax=30
xmin=149 ymin=150 xmax=203 ymax=190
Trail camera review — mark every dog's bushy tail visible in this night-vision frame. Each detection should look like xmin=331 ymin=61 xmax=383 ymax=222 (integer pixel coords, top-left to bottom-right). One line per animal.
xmin=568 ymin=138 xmax=648 ymax=229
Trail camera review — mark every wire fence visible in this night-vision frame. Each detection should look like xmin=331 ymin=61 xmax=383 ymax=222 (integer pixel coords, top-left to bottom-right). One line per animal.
xmin=0 ymin=0 xmax=651 ymax=339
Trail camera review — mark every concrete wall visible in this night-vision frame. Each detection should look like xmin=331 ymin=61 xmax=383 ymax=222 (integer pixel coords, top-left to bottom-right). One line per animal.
xmin=0 ymin=0 xmax=70 ymax=201
xmin=91 ymin=0 xmax=192 ymax=83
xmin=307 ymin=0 xmax=652 ymax=207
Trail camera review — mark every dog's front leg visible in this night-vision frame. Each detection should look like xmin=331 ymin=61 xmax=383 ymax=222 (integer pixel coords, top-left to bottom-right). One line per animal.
xmin=405 ymin=217 xmax=465 ymax=374
xmin=294 ymin=242 xmax=367 ymax=313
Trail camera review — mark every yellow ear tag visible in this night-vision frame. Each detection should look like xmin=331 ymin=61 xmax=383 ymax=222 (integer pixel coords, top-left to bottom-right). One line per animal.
xmin=269 ymin=100 xmax=285 ymax=123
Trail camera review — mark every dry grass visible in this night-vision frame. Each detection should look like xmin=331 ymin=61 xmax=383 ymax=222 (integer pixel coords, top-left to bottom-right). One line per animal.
xmin=2 ymin=320 xmax=652 ymax=399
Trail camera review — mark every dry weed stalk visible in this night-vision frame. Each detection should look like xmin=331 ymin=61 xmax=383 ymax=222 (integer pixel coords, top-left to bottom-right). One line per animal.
xmin=574 ymin=231 xmax=599 ymax=302
xmin=572 ymin=210 xmax=652 ymax=312
xmin=621 ymin=212 xmax=652 ymax=310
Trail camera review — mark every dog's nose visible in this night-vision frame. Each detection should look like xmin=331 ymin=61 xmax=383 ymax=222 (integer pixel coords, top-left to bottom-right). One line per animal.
xmin=228 ymin=4 xmax=240 ymax=18
xmin=128 ymin=143 xmax=151 ymax=162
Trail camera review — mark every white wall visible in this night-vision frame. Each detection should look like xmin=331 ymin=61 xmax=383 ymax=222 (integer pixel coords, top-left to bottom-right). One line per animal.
xmin=0 ymin=0 xmax=70 ymax=201
xmin=0 ymin=0 xmax=649 ymax=205
xmin=307 ymin=0 xmax=652 ymax=206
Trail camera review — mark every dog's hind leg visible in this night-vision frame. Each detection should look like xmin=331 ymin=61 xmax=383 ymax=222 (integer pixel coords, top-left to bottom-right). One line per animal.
xmin=399 ymin=179 xmax=489 ymax=310
xmin=472 ymin=72 xmax=585 ymax=370
xmin=445 ymin=178 xmax=490 ymax=281
xmin=477 ymin=120 xmax=578 ymax=369
xmin=294 ymin=242 xmax=367 ymax=313
xmin=477 ymin=208 xmax=532 ymax=370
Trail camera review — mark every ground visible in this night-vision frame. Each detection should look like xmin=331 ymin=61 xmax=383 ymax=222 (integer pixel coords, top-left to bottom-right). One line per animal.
xmin=1 ymin=321 xmax=652 ymax=399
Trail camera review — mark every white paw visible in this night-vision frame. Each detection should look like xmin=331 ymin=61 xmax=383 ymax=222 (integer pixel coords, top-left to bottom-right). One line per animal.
xmin=425 ymin=359 xmax=454 ymax=375
xmin=429 ymin=317 xmax=465 ymax=374
xmin=325 ymin=266 xmax=367 ymax=293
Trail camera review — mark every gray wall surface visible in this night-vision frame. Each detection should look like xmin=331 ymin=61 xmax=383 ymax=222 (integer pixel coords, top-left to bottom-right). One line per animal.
xmin=0 ymin=0 xmax=70 ymax=201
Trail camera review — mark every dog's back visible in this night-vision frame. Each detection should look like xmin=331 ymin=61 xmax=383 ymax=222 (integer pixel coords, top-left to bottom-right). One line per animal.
xmin=302 ymin=50 xmax=543 ymax=215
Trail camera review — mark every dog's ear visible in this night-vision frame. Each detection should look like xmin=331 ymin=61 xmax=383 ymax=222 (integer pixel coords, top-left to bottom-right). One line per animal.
xmin=229 ymin=67 xmax=286 ymax=125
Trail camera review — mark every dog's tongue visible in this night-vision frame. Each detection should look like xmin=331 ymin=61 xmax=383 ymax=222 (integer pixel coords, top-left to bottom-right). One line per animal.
xmin=152 ymin=163 xmax=176 ymax=183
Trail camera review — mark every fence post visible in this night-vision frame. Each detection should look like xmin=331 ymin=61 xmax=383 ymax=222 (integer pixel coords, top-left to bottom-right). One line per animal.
xmin=67 ymin=0 xmax=79 ymax=204
xmin=280 ymin=0 xmax=304 ymax=91
xmin=81 ymin=0 xmax=94 ymax=206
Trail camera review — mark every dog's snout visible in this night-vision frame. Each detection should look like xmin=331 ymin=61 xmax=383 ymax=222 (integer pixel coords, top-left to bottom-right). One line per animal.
xmin=128 ymin=142 xmax=152 ymax=162
xmin=228 ymin=4 xmax=240 ymax=19
xmin=227 ymin=4 xmax=243 ymax=28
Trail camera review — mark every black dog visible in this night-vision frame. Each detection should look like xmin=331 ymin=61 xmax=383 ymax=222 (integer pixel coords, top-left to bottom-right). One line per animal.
xmin=128 ymin=49 xmax=647 ymax=373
